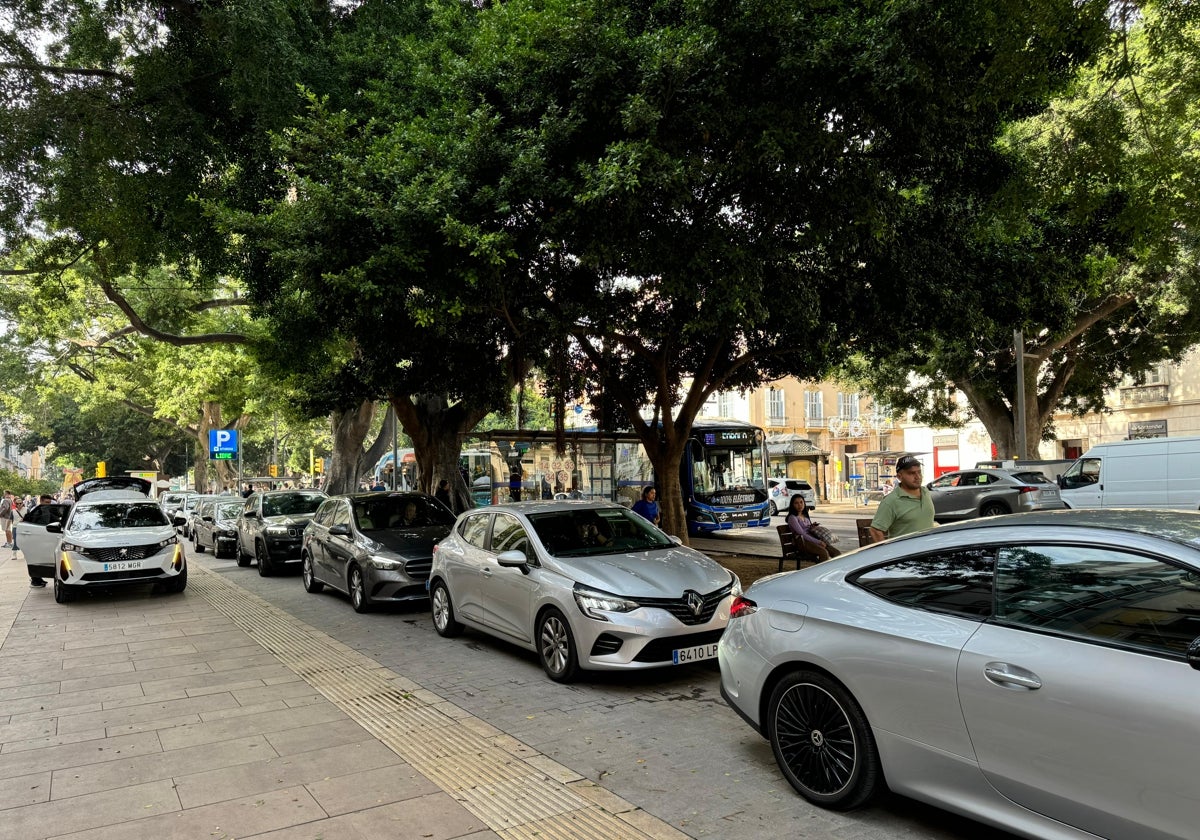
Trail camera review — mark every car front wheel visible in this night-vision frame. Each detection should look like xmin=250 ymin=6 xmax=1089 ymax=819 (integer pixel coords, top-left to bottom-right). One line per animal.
xmin=537 ymin=608 xmax=579 ymax=683
xmin=236 ymin=537 xmax=251 ymax=567
xmin=53 ymin=578 xmax=76 ymax=604
xmin=431 ymin=580 xmax=463 ymax=637
xmin=302 ymin=554 xmax=324 ymax=593
xmin=767 ymin=670 xmax=881 ymax=810
xmin=256 ymin=540 xmax=273 ymax=576
xmin=348 ymin=565 xmax=371 ymax=613
xmin=769 ymin=500 xmax=778 ymax=516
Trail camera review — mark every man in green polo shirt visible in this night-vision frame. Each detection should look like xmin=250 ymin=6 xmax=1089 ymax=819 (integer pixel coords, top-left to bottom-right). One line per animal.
xmin=869 ymin=454 xmax=935 ymax=542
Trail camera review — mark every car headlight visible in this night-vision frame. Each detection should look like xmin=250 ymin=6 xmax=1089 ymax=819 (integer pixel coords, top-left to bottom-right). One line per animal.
xmin=573 ymin=587 xmax=640 ymax=620
xmin=369 ymin=554 xmax=403 ymax=571
xmin=266 ymin=526 xmax=289 ymax=535
xmin=158 ymin=535 xmax=178 ymax=548
xmin=60 ymin=541 xmax=84 ymax=554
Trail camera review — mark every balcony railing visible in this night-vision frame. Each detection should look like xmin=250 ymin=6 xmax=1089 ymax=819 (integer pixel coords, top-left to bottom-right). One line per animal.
xmin=1121 ymin=384 xmax=1169 ymax=405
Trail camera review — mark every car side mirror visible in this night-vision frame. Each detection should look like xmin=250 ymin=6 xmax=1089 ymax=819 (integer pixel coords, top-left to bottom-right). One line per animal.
xmin=496 ymin=550 xmax=529 ymax=572
xmin=202 ymin=515 xmax=213 ymax=522
xmin=667 ymin=535 xmax=683 ymax=546
xmin=46 ymin=522 xmax=62 ymax=534
xmin=328 ymin=523 xmax=351 ymax=537
xmin=244 ymin=510 xmax=258 ymax=519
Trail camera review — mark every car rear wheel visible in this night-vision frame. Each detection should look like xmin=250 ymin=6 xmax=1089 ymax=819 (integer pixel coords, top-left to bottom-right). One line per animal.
xmin=53 ymin=578 xmax=76 ymax=604
xmin=980 ymin=502 xmax=1009 ymax=517
xmin=348 ymin=565 xmax=370 ymax=613
xmin=537 ymin=608 xmax=579 ymax=683
xmin=302 ymin=554 xmax=324 ymax=593
xmin=256 ymin=540 xmax=273 ymax=576
xmin=767 ymin=670 xmax=881 ymax=810
xmin=195 ymin=537 xmax=205 ymax=553
xmin=431 ymin=580 xmax=463 ymax=637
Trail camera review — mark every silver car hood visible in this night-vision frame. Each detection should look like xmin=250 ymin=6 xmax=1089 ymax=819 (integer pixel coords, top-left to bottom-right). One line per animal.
xmin=550 ymin=546 xmax=731 ymax=598
xmin=64 ymin=526 xmax=175 ymax=547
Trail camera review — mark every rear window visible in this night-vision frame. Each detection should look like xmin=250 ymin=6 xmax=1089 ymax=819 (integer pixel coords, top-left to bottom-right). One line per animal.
xmin=1011 ymin=472 xmax=1054 ymax=485
xmin=785 ymin=480 xmax=812 ymax=491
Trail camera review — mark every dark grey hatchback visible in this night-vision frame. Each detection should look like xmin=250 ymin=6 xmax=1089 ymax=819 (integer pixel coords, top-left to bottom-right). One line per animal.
xmin=301 ymin=493 xmax=453 ymax=613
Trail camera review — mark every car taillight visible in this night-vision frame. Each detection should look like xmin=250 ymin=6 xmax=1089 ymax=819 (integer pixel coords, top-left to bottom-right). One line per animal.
xmin=729 ymin=595 xmax=757 ymax=619
xmin=1016 ymin=485 xmax=1037 ymax=494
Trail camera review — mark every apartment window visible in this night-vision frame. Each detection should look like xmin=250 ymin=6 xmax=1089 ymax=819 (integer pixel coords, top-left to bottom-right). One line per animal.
xmin=767 ymin=389 xmax=786 ymax=425
xmin=717 ymin=392 xmax=732 ymax=418
xmin=838 ymin=392 xmax=860 ymax=419
xmin=804 ymin=391 xmax=823 ymax=421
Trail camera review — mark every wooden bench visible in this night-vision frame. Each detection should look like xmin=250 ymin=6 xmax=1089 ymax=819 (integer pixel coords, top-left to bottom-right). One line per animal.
xmin=856 ymin=518 xmax=875 ymax=547
xmin=776 ymin=524 xmax=822 ymax=572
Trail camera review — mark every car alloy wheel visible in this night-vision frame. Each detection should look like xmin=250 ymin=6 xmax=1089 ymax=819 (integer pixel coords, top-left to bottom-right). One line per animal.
xmin=431 ymin=581 xmax=463 ymax=637
xmin=769 ymin=500 xmax=778 ymax=516
xmin=536 ymin=608 xmax=579 ymax=683
xmin=767 ymin=670 xmax=880 ymax=810
xmin=980 ymin=502 xmax=1008 ymax=517
xmin=302 ymin=554 xmax=324 ymax=593
xmin=53 ymin=577 xmax=76 ymax=604
xmin=349 ymin=565 xmax=370 ymax=613
xmin=236 ymin=538 xmax=251 ymax=567
xmin=257 ymin=540 xmax=273 ymax=576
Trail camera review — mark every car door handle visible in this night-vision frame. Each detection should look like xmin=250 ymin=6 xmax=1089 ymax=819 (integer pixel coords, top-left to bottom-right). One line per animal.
xmin=481 ymin=567 xmax=493 ymax=577
xmin=984 ymin=662 xmax=1042 ymax=690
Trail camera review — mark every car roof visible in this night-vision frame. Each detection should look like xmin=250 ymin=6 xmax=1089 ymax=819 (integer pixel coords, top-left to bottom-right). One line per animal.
xmin=907 ymin=509 xmax=1200 ymax=550
xmin=464 ymin=500 xmax=625 ymax=516
xmin=259 ymin=489 xmax=326 ymax=497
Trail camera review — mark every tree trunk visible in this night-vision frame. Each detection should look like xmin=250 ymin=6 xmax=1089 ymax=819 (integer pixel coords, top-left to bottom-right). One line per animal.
xmin=392 ymin=394 xmax=489 ymax=512
xmin=362 ymin=403 xmax=395 ymax=476
xmin=326 ymin=401 xmax=375 ymax=495
xmin=642 ymin=437 xmax=689 ymax=542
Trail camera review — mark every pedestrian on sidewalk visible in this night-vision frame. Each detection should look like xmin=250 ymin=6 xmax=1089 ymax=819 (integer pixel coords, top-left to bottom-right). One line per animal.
xmin=869 ymin=454 xmax=935 ymax=543
xmin=0 ymin=489 xmax=14 ymax=548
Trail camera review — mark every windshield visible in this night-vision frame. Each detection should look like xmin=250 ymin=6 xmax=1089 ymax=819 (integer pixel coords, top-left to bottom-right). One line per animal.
xmin=216 ymin=502 xmax=242 ymax=520
xmin=69 ymin=503 xmax=170 ymax=531
xmin=352 ymin=495 xmax=455 ymax=531
xmin=528 ymin=507 xmax=672 ymax=557
xmin=690 ymin=433 xmax=766 ymax=500
xmin=263 ymin=493 xmax=326 ymax=517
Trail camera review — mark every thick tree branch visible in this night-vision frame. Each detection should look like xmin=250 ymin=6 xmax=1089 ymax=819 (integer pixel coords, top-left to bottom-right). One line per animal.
xmin=1026 ymin=294 xmax=1135 ymax=361
xmin=0 ymin=62 xmax=133 ymax=83
xmin=95 ymin=276 xmax=252 ymax=345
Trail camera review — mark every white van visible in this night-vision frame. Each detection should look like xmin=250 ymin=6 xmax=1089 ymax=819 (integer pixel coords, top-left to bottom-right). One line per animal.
xmin=1058 ymin=436 xmax=1200 ymax=510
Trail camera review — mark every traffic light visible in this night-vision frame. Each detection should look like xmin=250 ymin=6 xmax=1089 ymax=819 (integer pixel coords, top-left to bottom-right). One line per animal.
xmin=268 ymin=464 xmax=278 ymax=477
xmin=96 ymin=461 xmax=106 ymax=478
xmin=315 ymin=457 xmax=325 ymax=474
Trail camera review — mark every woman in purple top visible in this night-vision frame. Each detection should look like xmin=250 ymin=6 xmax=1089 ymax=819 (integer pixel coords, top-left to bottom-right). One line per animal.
xmin=785 ymin=494 xmax=839 ymax=562
xmin=631 ymin=485 xmax=660 ymax=526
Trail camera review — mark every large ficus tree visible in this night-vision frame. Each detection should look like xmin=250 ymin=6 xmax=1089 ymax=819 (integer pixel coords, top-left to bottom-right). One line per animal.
xmin=844 ymin=1 xmax=1200 ymax=458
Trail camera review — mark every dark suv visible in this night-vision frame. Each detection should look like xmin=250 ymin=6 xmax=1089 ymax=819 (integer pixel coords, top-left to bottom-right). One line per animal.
xmin=236 ymin=489 xmax=327 ymax=576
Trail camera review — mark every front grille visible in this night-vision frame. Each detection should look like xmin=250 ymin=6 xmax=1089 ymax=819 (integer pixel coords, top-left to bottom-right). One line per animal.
xmin=633 ymin=629 xmax=725 ymax=663
xmin=80 ymin=569 xmax=167 ymax=582
xmin=81 ymin=543 xmax=162 ymax=563
xmin=590 ymin=633 xmax=624 ymax=656
xmin=404 ymin=558 xmax=432 ymax=580
xmin=636 ymin=583 xmax=733 ymax=626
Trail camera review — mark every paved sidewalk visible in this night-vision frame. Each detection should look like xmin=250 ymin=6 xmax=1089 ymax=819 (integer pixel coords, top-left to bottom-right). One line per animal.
xmin=0 ymin=551 xmax=685 ymax=840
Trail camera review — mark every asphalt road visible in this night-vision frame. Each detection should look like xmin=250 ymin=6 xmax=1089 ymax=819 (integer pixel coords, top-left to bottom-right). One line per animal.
xmin=188 ymin=535 xmax=1018 ymax=840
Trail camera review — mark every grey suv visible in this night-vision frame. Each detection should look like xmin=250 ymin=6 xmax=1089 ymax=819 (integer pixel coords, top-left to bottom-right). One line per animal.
xmin=236 ymin=489 xmax=327 ymax=575
xmin=927 ymin=468 xmax=1066 ymax=522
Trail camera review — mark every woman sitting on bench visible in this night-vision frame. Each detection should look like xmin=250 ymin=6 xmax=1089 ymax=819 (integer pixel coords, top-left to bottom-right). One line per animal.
xmin=784 ymin=495 xmax=840 ymax=562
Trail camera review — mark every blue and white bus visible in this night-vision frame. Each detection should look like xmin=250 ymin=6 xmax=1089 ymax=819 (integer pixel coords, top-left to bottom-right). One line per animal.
xmin=681 ymin=419 xmax=771 ymax=535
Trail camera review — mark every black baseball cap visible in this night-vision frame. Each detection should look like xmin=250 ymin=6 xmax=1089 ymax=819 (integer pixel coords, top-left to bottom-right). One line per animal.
xmin=895 ymin=455 xmax=922 ymax=473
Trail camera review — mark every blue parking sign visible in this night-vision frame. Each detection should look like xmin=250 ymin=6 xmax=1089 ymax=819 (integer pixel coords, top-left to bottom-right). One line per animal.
xmin=208 ymin=429 xmax=239 ymax=456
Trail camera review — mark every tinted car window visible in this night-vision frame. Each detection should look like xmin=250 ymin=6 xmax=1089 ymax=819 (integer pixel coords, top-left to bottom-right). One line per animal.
xmin=851 ymin=549 xmax=995 ymax=619
xmin=312 ymin=500 xmax=335 ymax=526
xmin=244 ymin=494 xmax=259 ymax=515
xmin=1011 ymin=471 xmax=1054 ymax=485
xmin=262 ymin=493 xmax=325 ymax=517
xmin=330 ymin=500 xmax=351 ymax=527
xmin=23 ymin=504 xmax=68 ymax=526
xmin=785 ymin=480 xmax=812 ymax=491
xmin=994 ymin=545 xmax=1200 ymax=658
xmin=69 ymin=503 xmax=170 ymax=531
xmin=529 ymin=507 xmax=672 ymax=557
xmin=460 ymin=513 xmax=490 ymax=548
xmin=491 ymin=514 xmax=531 ymax=556
xmin=930 ymin=474 xmax=960 ymax=489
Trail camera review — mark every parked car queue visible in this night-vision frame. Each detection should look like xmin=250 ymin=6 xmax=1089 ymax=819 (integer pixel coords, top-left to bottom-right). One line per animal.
xmin=17 ymin=482 xmax=1200 ymax=840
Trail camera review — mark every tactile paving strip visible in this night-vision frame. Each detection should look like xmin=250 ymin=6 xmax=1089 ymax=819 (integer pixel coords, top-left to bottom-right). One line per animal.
xmin=190 ymin=567 xmax=686 ymax=840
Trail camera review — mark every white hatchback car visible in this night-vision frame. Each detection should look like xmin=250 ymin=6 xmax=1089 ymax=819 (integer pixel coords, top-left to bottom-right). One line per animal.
xmin=767 ymin=477 xmax=817 ymax=515
xmin=44 ymin=477 xmax=185 ymax=604
xmin=429 ymin=501 xmax=740 ymax=682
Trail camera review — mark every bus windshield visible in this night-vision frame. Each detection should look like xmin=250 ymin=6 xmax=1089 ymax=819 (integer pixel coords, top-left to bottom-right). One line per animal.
xmin=691 ymin=439 xmax=765 ymax=498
